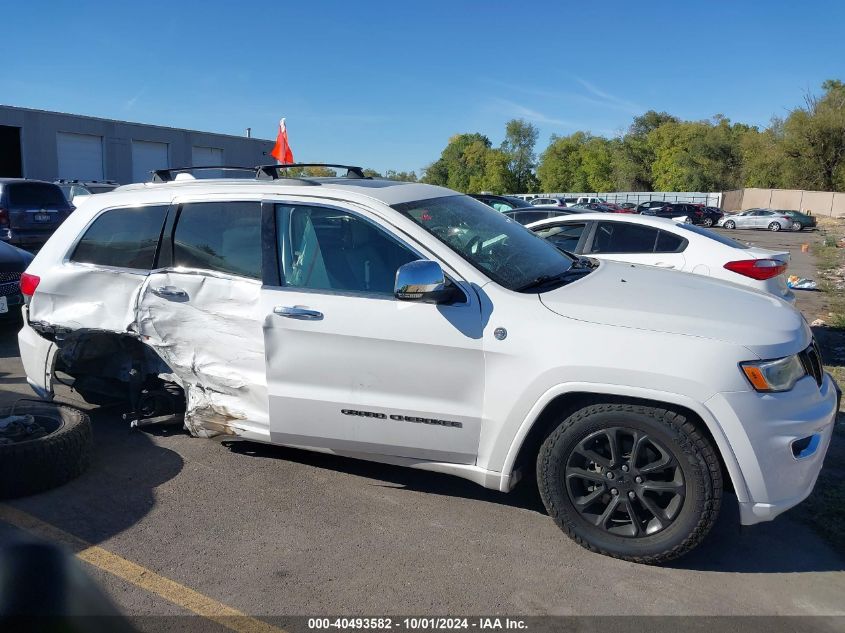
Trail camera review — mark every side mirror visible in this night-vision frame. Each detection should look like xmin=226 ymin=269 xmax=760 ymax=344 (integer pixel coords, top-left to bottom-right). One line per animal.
xmin=394 ymin=260 xmax=459 ymax=304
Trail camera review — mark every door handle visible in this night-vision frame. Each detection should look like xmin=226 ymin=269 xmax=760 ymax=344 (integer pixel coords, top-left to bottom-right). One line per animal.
xmin=151 ymin=285 xmax=188 ymax=299
xmin=654 ymin=262 xmax=675 ymax=269
xmin=274 ymin=306 xmax=323 ymax=320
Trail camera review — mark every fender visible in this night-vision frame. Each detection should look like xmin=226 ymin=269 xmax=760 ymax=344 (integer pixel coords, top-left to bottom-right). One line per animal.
xmin=496 ymin=381 xmax=749 ymax=503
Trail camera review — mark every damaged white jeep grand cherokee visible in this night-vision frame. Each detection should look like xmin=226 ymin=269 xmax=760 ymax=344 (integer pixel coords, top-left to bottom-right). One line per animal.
xmin=18 ymin=164 xmax=839 ymax=563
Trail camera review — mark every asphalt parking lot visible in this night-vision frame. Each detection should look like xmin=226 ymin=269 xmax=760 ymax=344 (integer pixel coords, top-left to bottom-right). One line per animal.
xmin=0 ymin=226 xmax=843 ymax=622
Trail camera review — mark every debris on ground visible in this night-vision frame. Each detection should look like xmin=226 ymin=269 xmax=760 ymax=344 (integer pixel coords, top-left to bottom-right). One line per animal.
xmin=0 ymin=414 xmax=44 ymax=445
xmin=811 ymin=318 xmax=827 ymax=327
xmin=787 ymin=275 xmax=818 ymax=290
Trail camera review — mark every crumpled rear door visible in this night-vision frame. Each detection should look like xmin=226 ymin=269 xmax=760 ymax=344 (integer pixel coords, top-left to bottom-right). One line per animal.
xmin=136 ymin=270 xmax=268 ymax=438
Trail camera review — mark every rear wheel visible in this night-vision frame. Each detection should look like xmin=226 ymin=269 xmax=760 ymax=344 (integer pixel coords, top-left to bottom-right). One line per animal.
xmin=701 ymin=217 xmax=714 ymax=227
xmin=723 ymin=220 xmax=735 ymax=229
xmin=791 ymin=221 xmax=803 ymax=231
xmin=769 ymin=222 xmax=781 ymax=232
xmin=536 ymin=403 xmax=721 ymax=564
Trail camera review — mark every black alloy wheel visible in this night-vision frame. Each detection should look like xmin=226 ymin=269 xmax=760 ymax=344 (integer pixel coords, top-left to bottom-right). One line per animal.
xmin=565 ymin=427 xmax=685 ymax=537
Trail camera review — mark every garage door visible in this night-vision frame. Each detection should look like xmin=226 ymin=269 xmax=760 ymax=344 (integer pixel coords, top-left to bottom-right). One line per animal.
xmin=192 ymin=146 xmax=224 ymax=167
xmin=56 ymin=132 xmax=104 ymax=180
xmin=132 ymin=140 xmax=169 ymax=183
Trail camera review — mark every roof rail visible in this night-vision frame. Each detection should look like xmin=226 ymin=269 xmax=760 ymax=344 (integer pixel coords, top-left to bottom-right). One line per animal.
xmin=256 ymin=163 xmax=366 ymax=180
xmin=150 ymin=166 xmax=257 ymax=183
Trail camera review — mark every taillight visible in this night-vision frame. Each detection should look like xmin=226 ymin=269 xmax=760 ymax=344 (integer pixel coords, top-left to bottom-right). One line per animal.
xmin=20 ymin=272 xmax=40 ymax=300
xmin=723 ymin=258 xmax=787 ymax=280
xmin=0 ymin=207 xmax=8 ymax=227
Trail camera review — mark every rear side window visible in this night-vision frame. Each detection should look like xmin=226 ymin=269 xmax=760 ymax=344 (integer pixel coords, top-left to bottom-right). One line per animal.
xmin=71 ymin=205 xmax=168 ymax=269
xmin=591 ymin=222 xmax=659 ymax=253
xmin=7 ymin=182 xmax=68 ymax=207
xmin=655 ymin=230 xmax=686 ymax=253
xmin=173 ymin=201 xmax=261 ymax=279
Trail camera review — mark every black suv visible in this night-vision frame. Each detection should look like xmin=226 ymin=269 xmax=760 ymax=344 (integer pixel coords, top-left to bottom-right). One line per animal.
xmin=669 ymin=203 xmax=723 ymax=227
xmin=0 ymin=179 xmax=75 ymax=246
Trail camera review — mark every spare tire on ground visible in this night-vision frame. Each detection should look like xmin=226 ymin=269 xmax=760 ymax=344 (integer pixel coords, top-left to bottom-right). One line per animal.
xmin=0 ymin=401 xmax=93 ymax=499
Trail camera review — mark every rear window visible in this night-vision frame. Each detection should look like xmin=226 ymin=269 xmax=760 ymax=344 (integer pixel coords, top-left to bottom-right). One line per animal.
xmin=71 ymin=205 xmax=169 ymax=269
xmin=674 ymin=223 xmax=750 ymax=249
xmin=7 ymin=182 xmax=68 ymax=207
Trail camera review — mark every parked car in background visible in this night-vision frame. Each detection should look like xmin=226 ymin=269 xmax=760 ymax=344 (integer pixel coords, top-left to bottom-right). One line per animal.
xmin=718 ymin=209 xmax=792 ymax=232
xmin=503 ymin=207 xmax=575 ymax=225
xmin=0 ymin=239 xmax=34 ymax=320
xmin=639 ymin=202 xmax=690 ymax=220
xmin=469 ymin=193 xmax=530 ymax=212
xmin=527 ymin=213 xmax=795 ymax=303
xmin=530 ymin=196 xmax=568 ymax=207
xmin=670 ymin=203 xmax=723 ymax=227
xmin=55 ymin=179 xmax=120 ymax=202
xmin=616 ymin=202 xmax=638 ymax=211
xmin=778 ymin=210 xmax=817 ymax=231
xmin=0 ymin=179 xmax=75 ymax=246
xmin=576 ymin=196 xmax=605 ymax=204
xmin=635 ymin=200 xmax=671 ymax=214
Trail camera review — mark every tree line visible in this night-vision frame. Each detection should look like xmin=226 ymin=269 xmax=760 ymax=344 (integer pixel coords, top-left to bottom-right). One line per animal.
xmin=408 ymin=79 xmax=845 ymax=194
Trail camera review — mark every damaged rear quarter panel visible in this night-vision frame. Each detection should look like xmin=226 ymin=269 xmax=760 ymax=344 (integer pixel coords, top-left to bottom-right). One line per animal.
xmin=136 ymin=270 xmax=268 ymax=438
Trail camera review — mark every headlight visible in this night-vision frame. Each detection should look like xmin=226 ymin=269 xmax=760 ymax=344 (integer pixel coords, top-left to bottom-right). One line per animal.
xmin=740 ymin=355 xmax=807 ymax=392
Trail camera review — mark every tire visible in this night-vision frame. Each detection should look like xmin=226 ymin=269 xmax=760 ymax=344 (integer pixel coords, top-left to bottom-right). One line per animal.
xmin=723 ymin=220 xmax=735 ymax=229
xmin=536 ymin=403 xmax=722 ymax=564
xmin=0 ymin=402 xmax=93 ymax=499
xmin=768 ymin=222 xmax=781 ymax=232
xmin=791 ymin=222 xmax=803 ymax=231
xmin=701 ymin=217 xmax=714 ymax=227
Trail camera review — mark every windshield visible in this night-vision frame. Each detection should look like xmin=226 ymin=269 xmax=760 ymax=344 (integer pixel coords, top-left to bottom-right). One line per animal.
xmin=393 ymin=195 xmax=576 ymax=291
xmin=674 ymin=222 xmax=750 ymax=249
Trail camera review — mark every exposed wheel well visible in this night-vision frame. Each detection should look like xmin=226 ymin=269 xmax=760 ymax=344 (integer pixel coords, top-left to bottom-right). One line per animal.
xmin=511 ymin=392 xmax=733 ymax=492
xmin=52 ymin=330 xmax=184 ymax=416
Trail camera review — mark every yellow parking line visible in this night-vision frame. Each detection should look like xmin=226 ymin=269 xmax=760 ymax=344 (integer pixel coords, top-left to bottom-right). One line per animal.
xmin=0 ymin=504 xmax=286 ymax=633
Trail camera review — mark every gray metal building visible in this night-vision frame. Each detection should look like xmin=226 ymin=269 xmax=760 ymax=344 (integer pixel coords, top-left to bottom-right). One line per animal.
xmin=0 ymin=105 xmax=275 ymax=184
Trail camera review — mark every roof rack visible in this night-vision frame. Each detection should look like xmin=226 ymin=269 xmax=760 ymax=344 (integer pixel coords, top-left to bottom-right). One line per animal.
xmin=150 ymin=164 xmax=368 ymax=184
xmin=151 ymin=166 xmax=257 ymax=183
xmin=256 ymin=163 xmax=366 ymax=180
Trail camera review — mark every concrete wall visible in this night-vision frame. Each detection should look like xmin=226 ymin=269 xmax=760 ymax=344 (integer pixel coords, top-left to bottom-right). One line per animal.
xmin=0 ymin=105 xmax=275 ymax=184
xmin=720 ymin=187 xmax=845 ymax=217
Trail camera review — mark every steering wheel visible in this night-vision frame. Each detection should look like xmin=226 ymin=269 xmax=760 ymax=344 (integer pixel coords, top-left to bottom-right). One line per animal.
xmin=464 ymin=235 xmax=481 ymax=255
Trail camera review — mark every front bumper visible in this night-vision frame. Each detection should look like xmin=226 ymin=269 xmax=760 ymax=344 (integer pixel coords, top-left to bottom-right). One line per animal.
xmin=704 ymin=372 xmax=839 ymax=525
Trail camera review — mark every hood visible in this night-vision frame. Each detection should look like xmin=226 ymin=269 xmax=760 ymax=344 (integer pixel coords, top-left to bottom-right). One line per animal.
xmin=539 ymin=260 xmax=809 ymax=359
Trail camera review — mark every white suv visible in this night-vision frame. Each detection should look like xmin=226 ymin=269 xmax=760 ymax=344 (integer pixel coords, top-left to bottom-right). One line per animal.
xmin=17 ymin=165 xmax=839 ymax=563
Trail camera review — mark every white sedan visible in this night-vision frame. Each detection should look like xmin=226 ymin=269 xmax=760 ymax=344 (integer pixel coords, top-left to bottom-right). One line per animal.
xmin=527 ymin=213 xmax=795 ymax=303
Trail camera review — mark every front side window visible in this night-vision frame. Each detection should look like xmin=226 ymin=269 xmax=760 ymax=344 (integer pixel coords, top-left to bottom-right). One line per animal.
xmin=393 ymin=195 xmax=576 ymax=291
xmin=591 ymin=222 xmax=659 ymax=254
xmin=173 ymin=201 xmax=261 ymax=279
xmin=71 ymin=205 xmax=168 ymax=269
xmin=277 ymin=204 xmax=417 ymax=295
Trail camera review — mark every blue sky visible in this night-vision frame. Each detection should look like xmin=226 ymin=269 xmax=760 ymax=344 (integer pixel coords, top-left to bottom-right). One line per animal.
xmin=3 ymin=1 xmax=844 ymax=173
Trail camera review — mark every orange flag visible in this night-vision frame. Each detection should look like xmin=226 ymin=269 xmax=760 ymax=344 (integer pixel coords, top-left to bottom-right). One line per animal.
xmin=270 ymin=118 xmax=294 ymax=164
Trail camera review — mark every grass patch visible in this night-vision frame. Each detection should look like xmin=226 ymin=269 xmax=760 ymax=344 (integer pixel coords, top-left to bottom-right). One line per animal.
xmin=813 ymin=217 xmax=845 ymax=328
xmin=793 ymin=216 xmax=845 ymax=554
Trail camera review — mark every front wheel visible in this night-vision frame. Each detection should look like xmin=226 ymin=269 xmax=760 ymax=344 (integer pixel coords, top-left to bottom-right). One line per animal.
xmin=723 ymin=220 xmax=735 ymax=229
xmin=701 ymin=217 xmax=714 ymax=227
xmin=769 ymin=222 xmax=781 ymax=232
xmin=791 ymin=222 xmax=803 ymax=231
xmin=536 ymin=403 xmax=722 ymax=564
